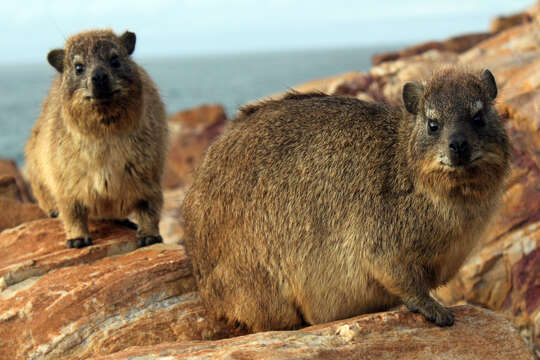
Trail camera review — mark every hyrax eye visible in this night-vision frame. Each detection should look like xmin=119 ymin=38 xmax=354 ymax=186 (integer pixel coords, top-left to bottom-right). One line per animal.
xmin=74 ymin=63 xmax=84 ymax=75
xmin=472 ymin=111 xmax=485 ymax=127
xmin=427 ymin=119 xmax=440 ymax=134
xmin=110 ymin=56 xmax=121 ymax=68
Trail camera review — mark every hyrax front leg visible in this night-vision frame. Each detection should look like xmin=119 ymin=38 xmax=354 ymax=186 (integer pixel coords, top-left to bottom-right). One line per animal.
xmin=133 ymin=194 xmax=163 ymax=247
xmin=59 ymin=200 xmax=93 ymax=248
xmin=374 ymin=262 xmax=454 ymax=326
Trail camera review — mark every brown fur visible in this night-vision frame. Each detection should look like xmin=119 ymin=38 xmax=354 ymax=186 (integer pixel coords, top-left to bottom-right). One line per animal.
xmin=25 ymin=30 xmax=168 ymax=248
xmin=183 ymin=67 xmax=511 ymax=332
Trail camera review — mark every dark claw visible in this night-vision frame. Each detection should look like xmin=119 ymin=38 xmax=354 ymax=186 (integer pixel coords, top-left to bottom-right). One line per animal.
xmin=67 ymin=237 xmax=93 ymax=249
xmin=49 ymin=210 xmax=59 ymax=218
xmin=137 ymin=235 xmax=163 ymax=247
xmin=114 ymin=219 xmax=138 ymax=230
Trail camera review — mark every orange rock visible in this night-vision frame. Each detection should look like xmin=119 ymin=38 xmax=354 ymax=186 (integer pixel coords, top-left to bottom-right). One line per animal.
xmin=0 ymin=159 xmax=45 ymax=232
xmin=96 ymin=306 xmax=533 ymax=360
xmin=163 ymin=105 xmax=227 ymax=189
xmin=0 ymin=176 xmax=23 ymax=201
xmin=0 ymin=198 xmax=45 ymax=233
xmin=160 ymin=187 xmax=186 ymax=245
xmin=168 ymin=103 xmax=226 ymax=130
xmin=371 ymin=33 xmax=492 ymax=65
xmin=0 ymin=158 xmax=32 ymax=202
xmin=491 ymin=12 xmax=533 ymax=33
xmin=0 ymin=219 xmax=240 ymax=359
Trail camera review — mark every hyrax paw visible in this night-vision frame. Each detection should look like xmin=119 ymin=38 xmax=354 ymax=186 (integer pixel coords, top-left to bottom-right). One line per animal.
xmin=137 ymin=235 xmax=163 ymax=247
xmin=421 ymin=304 xmax=454 ymax=327
xmin=49 ymin=210 xmax=59 ymax=218
xmin=67 ymin=237 xmax=93 ymax=249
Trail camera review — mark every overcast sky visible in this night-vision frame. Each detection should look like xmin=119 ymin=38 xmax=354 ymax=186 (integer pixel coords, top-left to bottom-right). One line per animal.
xmin=0 ymin=0 xmax=533 ymax=64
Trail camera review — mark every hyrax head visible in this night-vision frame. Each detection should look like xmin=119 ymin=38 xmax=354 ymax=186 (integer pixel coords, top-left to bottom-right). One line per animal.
xmin=402 ymin=68 xmax=510 ymax=200
xmin=48 ymin=30 xmax=143 ymax=132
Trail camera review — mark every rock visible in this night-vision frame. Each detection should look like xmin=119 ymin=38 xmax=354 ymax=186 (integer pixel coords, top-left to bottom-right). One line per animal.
xmin=0 ymin=158 xmax=32 ymax=202
xmin=0 ymin=198 xmax=45 ymax=233
xmin=327 ymin=73 xmax=385 ymax=103
xmin=491 ymin=12 xmax=534 ymax=33
xmin=0 ymin=159 xmax=45 ymax=233
xmin=0 ymin=175 xmax=22 ymax=200
xmin=168 ymin=104 xmax=226 ymax=133
xmin=96 ymin=306 xmax=533 ymax=360
xmin=163 ymin=105 xmax=227 ymax=189
xmin=291 ymin=71 xmax=365 ymax=94
xmin=159 ymin=187 xmax=186 ymax=245
xmin=0 ymin=219 xmax=241 ymax=360
xmin=372 ymin=32 xmax=492 ymax=65
xmin=371 ymin=51 xmax=459 ymax=105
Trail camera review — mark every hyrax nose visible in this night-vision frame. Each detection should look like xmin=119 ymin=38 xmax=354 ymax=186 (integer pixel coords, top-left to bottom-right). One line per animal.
xmin=449 ymin=133 xmax=469 ymax=155
xmin=91 ymin=69 xmax=109 ymax=87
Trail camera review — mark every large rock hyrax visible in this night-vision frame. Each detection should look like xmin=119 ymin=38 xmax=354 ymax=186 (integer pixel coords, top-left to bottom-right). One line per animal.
xmin=183 ymin=67 xmax=510 ymax=331
xmin=25 ymin=29 xmax=168 ymax=248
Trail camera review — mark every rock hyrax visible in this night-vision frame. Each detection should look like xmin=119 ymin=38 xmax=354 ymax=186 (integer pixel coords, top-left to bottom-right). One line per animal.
xmin=183 ymin=68 xmax=510 ymax=330
xmin=25 ymin=30 xmax=168 ymax=248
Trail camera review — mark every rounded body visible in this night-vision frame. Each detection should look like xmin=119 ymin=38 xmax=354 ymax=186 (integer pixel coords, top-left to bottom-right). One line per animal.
xmin=184 ymin=74 xmax=509 ymax=331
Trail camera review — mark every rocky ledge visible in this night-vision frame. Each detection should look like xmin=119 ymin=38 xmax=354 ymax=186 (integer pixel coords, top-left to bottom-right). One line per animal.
xmin=0 ymin=221 xmax=532 ymax=359
xmin=96 ymin=306 xmax=531 ymax=360
xmin=1 ymin=2 xmax=539 ymax=359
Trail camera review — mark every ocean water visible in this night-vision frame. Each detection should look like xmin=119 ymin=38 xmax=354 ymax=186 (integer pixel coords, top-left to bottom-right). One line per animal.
xmin=0 ymin=45 xmax=398 ymax=165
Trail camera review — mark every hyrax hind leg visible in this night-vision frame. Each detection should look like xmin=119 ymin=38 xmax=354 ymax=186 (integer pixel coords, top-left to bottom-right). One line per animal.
xmin=201 ymin=263 xmax=305 ymax=332
xmin=32 ymin=181 xmax=58 ymax=218
xmin=133 ymin=192 xmax=163 ymax=247
xmin=372 ymin=261 xmax=454 ymax=327
xmin=58 ymin=199 xmax=92 ymax=248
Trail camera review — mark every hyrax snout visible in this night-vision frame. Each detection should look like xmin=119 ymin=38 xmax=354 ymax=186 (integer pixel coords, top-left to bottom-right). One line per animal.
xmin=26 ymin=30 xmax=168 ymax=248
xmin=183 ymin=68 xmax=510 ymax=331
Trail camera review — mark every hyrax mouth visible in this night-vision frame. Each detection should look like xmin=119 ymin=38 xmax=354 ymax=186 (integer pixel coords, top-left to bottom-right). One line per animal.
xmin=439 ymin=156 xmax=482 ymax=169
xmin=84 ymin=89 xmax=121 ymax=102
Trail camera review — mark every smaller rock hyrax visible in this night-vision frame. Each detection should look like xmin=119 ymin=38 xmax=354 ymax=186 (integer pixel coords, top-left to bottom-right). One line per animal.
xmin=183 ymin=68 xmax=510 ymax=331
xmin=25 ymin=30 xmax=168 ymax=248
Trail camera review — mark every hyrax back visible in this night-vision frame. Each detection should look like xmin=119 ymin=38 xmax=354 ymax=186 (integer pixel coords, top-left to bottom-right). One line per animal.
xmin=25 ymin=30 xmax=168 ymax=248
xmin=183 ymin=68 xmax=510 ymax=331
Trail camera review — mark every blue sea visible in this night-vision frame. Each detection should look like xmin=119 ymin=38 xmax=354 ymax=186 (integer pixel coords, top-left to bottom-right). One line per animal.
xmin=0 ymin=45 xmax=398 ymax=165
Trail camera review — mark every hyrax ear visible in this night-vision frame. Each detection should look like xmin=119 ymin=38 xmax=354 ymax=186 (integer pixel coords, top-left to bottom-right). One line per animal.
xmin=403 ymin=81 xmax=424 ymax=115
xmin=481 ymin=69 xmax=497 ymax=100
xmin=120 ymin=31 xmax=136 ymax=55
xmin=47 ymin=49 xmax=65 ymax=73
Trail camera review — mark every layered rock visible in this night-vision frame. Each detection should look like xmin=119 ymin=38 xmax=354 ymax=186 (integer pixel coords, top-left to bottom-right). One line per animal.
xmin=96 ymin=306 xmax=533 ymax=360
xmin=372 ymin=33 xmax=491 ymax=65
xmin=0 ymin=220 xmax=241 ymax=360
